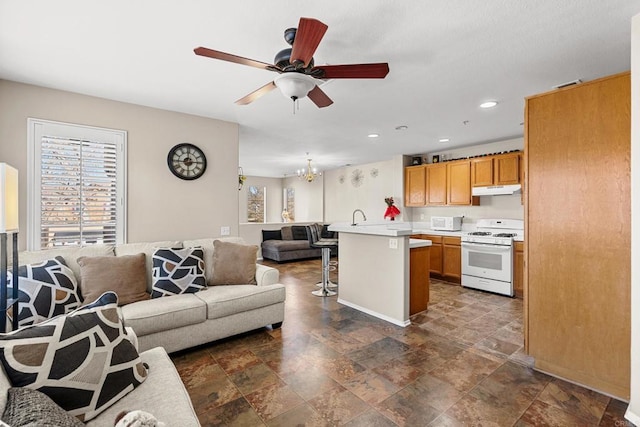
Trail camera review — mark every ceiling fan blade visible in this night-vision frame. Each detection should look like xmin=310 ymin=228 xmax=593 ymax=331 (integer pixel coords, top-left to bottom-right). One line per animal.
xmin=235 ymin=82 xmax=277 ymax=105
xmin=312 ymin=63 xmax=390 ymax=79
xmin=290 ymin=18 xmax=328 ymax=68
xmin=307 ymin=86 xmax=333 ymax=108
xmin=194 ymin=47 xmax=278 ymax=72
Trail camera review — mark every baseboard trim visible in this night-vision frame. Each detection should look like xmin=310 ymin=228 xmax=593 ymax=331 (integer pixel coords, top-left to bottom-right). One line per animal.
xmin=337 ymin=298 xmax=410 ymax=327
xmin=625 ymin=408 xmax=640 ymax=425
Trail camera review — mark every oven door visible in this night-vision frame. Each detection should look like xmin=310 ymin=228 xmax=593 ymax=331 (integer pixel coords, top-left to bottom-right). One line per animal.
xmin=461 ymin=241 xmax=513 ymax=283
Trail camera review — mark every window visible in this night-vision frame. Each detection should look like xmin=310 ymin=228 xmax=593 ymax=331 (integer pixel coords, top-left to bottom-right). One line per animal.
xmin=247 ymin=185 xmax=265 ymax=223
xmin=27 ymin=119 xmax=126 ymax=250
xmin=284 ymin=188 xmax=295 ymax=222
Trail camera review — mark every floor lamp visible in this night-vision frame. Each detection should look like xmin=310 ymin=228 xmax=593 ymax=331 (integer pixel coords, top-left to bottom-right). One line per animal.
xmin=0 ymin=163 xmax=19 ymax=333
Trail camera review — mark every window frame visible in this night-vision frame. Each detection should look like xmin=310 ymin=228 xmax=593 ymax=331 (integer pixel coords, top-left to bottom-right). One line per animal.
xmin=27 ymin=118 xmax=127 ymax=250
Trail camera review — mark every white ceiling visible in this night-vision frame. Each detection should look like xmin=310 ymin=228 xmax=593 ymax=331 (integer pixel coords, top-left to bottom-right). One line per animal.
xmin=1 ymin=1 xmax=639 ymax=177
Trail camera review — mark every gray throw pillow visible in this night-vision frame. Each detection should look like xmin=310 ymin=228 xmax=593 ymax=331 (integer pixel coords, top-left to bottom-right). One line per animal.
xmin=2 ymin=387 xmax=84 ymax=427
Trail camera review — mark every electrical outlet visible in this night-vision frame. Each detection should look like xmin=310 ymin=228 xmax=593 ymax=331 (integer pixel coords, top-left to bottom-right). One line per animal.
xmin=220 ymin=226 xmax=230 ymax=236
xmin=420 ymin=213 xmax=425 ymax=220
xmin=389 ymin=238 xmax=398 ymax=249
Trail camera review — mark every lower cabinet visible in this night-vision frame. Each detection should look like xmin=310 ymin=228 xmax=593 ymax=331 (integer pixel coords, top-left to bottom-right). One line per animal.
xmin=414 ymin=234 xmax=461 ymax=284
xmin=409 ymin=245 xmax=430 ymax=315
xmin=514 ymin=241 xmax=524 ymax=298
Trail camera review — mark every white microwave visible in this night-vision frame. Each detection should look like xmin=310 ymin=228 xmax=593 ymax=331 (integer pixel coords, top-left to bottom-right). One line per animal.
xmin=431 ymin=216 xmax=463 ymax=231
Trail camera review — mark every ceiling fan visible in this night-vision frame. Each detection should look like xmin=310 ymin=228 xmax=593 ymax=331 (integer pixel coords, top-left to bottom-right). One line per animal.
xmin=194 ymin=17 xmax=389 ymax=108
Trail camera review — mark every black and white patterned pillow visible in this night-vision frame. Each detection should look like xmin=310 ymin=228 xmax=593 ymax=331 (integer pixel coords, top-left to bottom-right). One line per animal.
xmin=151 ymin=247 xmax=206 ymax=298
xmin=0 ymin=291 xmax=148 ymax=422
xmin=7 ymin=256 xmax=80 ymax=327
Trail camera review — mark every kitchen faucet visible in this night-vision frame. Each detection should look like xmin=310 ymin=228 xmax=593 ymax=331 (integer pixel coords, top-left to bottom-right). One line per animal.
xmin=351 ymin=209 xmax=367 ymax=226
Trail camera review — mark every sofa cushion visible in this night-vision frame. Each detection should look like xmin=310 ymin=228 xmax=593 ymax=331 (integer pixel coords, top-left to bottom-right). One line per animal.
xmin=210 ymin=240 xmax=258 ymax=286
xmin=84 ymin=347 xmax=200 ymax=427
xmin=151 ymin=247 xmax=206 ymax=298
xmin=8 ymin=256 xmax=80 ymax=328
xmin=280 ymin=226 xmax=293 ymax=240
xmin=115 ymin=241 xmax=183 ymax=292
xmin=195 ymin=284 xmax=286 ymax=320
xmin=78 ymin=254 xmax=150 ymax=306
xmin=261 ymin=229 xmax=282 ymax=241
xmin=120 ymin=294 xmax=206 ymax=336
xmin=0 ymin=292 xmax=148 ymax=422
xmin=18 ymin=244 xmax=115 ymax=285
xmin=2 ymin=387 xmax=84 ymax=427
xmin=261 ymin=239 xmax=311 ymax=252
xmin=291 ymin=225 xmax=308 ymax=240
xmin=182 ymin=237 xmax=245 ymax=285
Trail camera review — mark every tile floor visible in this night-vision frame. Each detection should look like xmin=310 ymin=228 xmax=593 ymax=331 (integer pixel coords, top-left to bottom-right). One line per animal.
xmin=171 ymin=258 xmax=634 ymax=426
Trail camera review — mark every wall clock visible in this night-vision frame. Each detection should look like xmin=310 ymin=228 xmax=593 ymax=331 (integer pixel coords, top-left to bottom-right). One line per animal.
xmin=167 ymin=143 xmax=207 ymax=180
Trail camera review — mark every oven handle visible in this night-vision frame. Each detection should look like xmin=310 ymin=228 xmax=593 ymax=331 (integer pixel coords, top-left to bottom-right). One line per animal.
xmin=461 ymin=241 xmax=512 ymax=252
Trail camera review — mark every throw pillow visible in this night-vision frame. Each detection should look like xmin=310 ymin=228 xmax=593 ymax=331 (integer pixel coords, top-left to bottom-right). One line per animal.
xmin=77 ymin=253 xmax=150 ymax=306
xmin=2 ymin=387 xmax=84 ymax=427
xmin=280 ymin=226 xmax=293 ymax=240
xmin=210 ymin=240 xmax=258 ymax=285
xmin=151 ymin=247 xmax=206 ymax=298
xmin=0 ymin=291 xmax=148 ymax=422
xmin=261 ymin=229 xmax=282 ymax=242
xmin=291 ymin=225 xmax=308 ymax=240
xmin=7 ymin=256 xmax=80 ymax=328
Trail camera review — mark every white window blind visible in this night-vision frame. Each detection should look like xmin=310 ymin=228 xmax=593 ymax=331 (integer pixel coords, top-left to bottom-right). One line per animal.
xmin=28 ymin=119 xmax=126 ymax=250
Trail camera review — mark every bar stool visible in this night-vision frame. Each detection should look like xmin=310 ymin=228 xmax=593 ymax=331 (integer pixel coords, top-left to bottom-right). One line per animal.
xmin=305 ymin=224 xmax=338 ymax=297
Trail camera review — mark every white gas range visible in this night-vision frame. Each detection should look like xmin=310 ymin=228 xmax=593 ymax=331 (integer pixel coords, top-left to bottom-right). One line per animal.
xmin=461 ymin=219 xmax=524 ymax=297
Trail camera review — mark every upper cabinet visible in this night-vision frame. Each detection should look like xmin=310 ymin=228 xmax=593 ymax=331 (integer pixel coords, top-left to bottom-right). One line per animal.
xmin=471 ymin=152 xmax=521 ymax=187
xmin=404 ymin=165 xmax=427 ymax=207
xmin=404 ymin=160 xmax=478 ymax=207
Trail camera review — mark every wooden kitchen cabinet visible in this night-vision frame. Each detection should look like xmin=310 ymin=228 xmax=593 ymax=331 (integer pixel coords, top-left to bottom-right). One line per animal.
xmin=410 ymin=245 xmax=430 ymax=315
xmin=442 ymin=236 xmax=461 ymax=281
xmin=525 ymin=72 xmax=630 ymax=399
xmin=404 ymin=165 xmax=426 ymax=207
xmin=419 ymin=234 xmax=459 ymax=283
xmin=471 ymin=152 xmax=521 ymax=187
xmin=513 ymin=241 xmax=524 ymax=298
xmin=426 ymin=163 xmax=447 ymax=205
xmin=447 ymin=161 xmax=475 ymax=205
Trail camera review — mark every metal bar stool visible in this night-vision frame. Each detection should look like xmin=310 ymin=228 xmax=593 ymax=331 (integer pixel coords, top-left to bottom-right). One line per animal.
xmin=305 ymin=225 xmax=338 ymax=297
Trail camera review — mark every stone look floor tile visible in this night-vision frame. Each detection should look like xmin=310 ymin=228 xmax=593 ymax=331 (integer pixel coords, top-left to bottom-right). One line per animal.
xmin=170 ymin=258 xmax=631 ymax=426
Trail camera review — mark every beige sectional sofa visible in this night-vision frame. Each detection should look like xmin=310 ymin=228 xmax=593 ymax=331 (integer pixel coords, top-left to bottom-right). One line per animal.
xmin=0 ymin=236 xmax=285 ymax=426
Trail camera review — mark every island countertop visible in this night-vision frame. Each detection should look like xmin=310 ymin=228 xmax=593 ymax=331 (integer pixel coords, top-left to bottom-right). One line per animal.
xmin=328 ymin=222 xmax=414 ymax=237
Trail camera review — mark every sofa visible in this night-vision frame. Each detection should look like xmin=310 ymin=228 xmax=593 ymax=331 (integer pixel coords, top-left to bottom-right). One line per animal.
xmin=261 ymin=224 xmax=336 ymax=262
xmin=0 ymin=236 xmax=285 ymax=426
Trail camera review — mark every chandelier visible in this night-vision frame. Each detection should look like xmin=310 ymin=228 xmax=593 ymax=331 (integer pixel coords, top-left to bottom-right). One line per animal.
xmin=297 ymin=155 xmax=320 ymax=183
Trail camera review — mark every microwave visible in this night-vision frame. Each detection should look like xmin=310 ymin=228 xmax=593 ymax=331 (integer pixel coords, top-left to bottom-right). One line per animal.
xmin=431 ymin=216 xmax=463 ymax=231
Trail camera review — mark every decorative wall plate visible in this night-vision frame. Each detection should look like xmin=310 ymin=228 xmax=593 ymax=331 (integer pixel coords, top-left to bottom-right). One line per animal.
xmin=351 ymin=169 xmax=364 ymax=187
xmin=370 ymin=168 xmax=379 ymax=178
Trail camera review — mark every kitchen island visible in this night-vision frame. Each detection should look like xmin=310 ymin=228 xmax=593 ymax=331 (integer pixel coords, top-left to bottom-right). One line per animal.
xmin=328 ymin=223 xmax=431 ymax=326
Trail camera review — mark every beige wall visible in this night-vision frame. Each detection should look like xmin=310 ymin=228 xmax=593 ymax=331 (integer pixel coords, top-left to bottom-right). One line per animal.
xmin=0 ymin=80 xmax=239 ymax=248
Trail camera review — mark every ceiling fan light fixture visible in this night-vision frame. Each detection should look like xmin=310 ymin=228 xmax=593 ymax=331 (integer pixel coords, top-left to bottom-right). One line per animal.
xmin=274 ymin=73 xmax=316 ymax=101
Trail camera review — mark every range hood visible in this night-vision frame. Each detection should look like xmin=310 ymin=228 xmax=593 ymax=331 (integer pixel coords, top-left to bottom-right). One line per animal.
xmin=472 ymin=184 xmax=522 ymax=196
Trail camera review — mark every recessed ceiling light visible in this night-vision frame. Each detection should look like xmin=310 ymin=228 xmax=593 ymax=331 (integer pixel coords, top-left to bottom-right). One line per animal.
xmin=368 ymin=133 xmax=379 ymax=138
xmin=439 ymin=138 xmax=450 ymax=143
xmin=395 ymin=125 xmax=408 ymax=131
xmin=479 ymin=100 xmax=498 ymax=109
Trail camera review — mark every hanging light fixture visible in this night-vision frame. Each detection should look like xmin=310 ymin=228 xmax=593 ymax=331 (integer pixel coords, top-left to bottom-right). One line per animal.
xmin=297 ymin=154 xmax=320 ymax=183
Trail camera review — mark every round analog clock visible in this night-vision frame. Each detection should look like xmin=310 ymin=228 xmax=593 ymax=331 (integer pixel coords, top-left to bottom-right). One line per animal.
xmin=167 ymin=143 xmax=207 ymax=180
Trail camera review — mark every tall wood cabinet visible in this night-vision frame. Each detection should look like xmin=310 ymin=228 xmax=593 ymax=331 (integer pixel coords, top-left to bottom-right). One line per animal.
xmin=404 ymin=165 xmax=426 ymax=206
xmin=525 ymin=72 xmax=630 ymax=399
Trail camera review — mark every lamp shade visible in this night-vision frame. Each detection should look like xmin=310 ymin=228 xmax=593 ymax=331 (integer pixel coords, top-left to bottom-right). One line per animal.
xmin=0 ymin=163 xmax=19 ymax=233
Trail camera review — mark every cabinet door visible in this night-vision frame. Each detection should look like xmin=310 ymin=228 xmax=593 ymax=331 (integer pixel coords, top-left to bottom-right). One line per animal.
xmin=404 ymin=165 xmax=426 ymax=206
xmin=513 ymin=241 xmax=524 ymax=298
xmin=471 ymin=157 xmax=494 ymax=186
xmin=424 ymin=235 xmax=443 ymax=275
xmin=426 ymin=164 xmax=447 ymax=205
xmin=447 ymin=161 xmax=472 ymax=205
xmin=495 ymin=153 xmax=520 ymax=185
xmin=442 ymin=237 xmax=461 ymax=281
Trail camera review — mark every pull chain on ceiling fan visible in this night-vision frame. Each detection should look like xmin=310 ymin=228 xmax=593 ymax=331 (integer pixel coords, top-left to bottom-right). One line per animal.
xmin=194 ymin=17 xmax=390 ymax=108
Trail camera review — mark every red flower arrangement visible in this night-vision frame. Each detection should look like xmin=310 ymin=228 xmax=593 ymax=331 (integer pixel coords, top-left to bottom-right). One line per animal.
xmin=384 ymin=197 xmax=401 ymax=221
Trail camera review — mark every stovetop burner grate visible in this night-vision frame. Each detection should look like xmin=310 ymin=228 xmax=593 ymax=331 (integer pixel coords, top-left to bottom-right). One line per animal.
xmin=493 ymin=233 xmax=517 ymax=238
xmin=468 ymin=231 xmax=492 ymax=236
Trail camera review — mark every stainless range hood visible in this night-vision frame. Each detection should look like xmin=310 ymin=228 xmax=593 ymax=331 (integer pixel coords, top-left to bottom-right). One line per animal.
xmin=472 ymin=184 xmax=522 ymax=196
